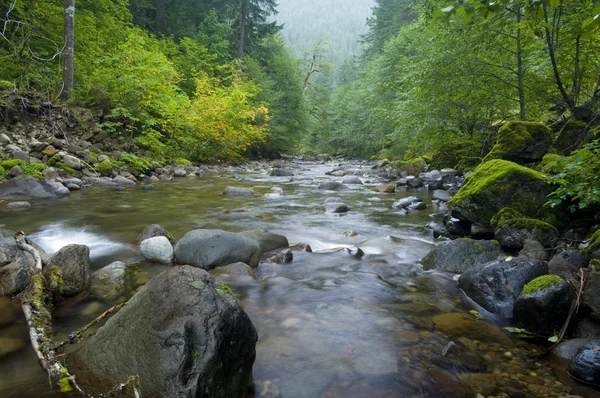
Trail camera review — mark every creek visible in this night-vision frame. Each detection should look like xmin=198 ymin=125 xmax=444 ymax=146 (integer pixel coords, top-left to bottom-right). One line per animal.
xmin=0 ymin=160 xmax=588 ymax=397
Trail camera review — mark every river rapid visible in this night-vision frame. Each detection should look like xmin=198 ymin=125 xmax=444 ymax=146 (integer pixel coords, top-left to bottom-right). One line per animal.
xmin=0 ymin=160 xmax=590 ymax=397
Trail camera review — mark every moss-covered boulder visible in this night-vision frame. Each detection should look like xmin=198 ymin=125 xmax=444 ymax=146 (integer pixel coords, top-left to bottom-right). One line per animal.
xmin=583 ymin=260 xmax=600 ymax=323
xmin=483 ymin=121 xmax=553 ymax=164
xmin=585 ymin=230 xmax=600 ymax=256
xmin=492 ymin=208 xmax=559 ymax=249
xmin=513 ymin=275 xmax=573 ymax=336
xmin=448 ymin=160 xmax=551 ymax=226
xmin=420 ymin=238 xmax=504 ymax=273
xmin=554 ymin=119 xmax=589 ymax=155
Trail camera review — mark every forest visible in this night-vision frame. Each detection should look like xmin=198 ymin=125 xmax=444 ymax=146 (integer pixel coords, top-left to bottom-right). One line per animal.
xmin=0 ymin=0 xmax=599 ymax=209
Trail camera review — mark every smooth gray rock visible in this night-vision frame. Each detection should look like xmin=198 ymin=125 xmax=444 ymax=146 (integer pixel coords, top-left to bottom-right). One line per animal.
xmin=239 ymin=230 xmax=289 ymax=255
xmin=175 ymin=229 xmax=261 ymax=269
xmin=211 ymin=262 xmax=255 ymax=278
xmin=6 ymin=201 xmax=31 ymax=209
xmin=137 ymin=224 xmax=174 ymax=244
xmin=459 ymin=257 xmax=548 ymax=319
xmin=433 ymin=189 xmax=451 ymax=202
xmin=0 ymin=133 xmax=10 ymax=145
xmin=67 ymin=266 xmax=258 ymax=397
xmin=12 ymin=151 xmax=29 ymax=161
xmin=323 ymin=203 xmax=350 ymax=213
xmin=519 ymin=240 xmax=549 ymax=261
xmin=140 ymin=236 xmax=173 ymax=264
xmin=62 ymin=154 xmax=82 ymax=170
xmin=341 ymin=176 xmax=363 ymax=185
xmin=494 ymin=222 xmax=558 ymax=250
xmin=89 ymin=177 xmax=119 ymax=188
xmin=9 ymin=165 xmax=22 ymax=177
xmin=174 ymin=168 xmax=187 ymax=177
xmin=584 ymin=265 xmax=600 ymax=323
xmin=48 ymin=244 xmax=91 ymax=298
xmin=90 ymin=261 xmax=128 ymax=301
xmin=393 ymin=196 xmax=422 ymax=209
xmin=0 ymin=177 xmax=70 ymax=200
xmin=112 ymin=175 xmax=135 ymax=186
xmin=421 ymin=238 xmax=504 ymax=273
xmin=270 ymin=168 xmax=294 ymax=177
xmin=318 ymin=181 xmax=348 ymax=191
xmin=223 ymin=186 xmax=254 ymax=197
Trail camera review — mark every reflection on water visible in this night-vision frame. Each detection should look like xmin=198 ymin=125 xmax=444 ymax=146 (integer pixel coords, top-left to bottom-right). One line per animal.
xmin=0 ymin=161 xmax=590 ymax=397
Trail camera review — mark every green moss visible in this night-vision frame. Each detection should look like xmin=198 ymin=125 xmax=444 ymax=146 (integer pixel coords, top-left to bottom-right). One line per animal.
xmin=47 ymin=265 xmax=64 ymax=295
xmin=491 ymin=207 xmax=558 ymax=235
xmin=98 ymin=160 xmax=113 ymax=171
xmin=0 ymin=159 xmax=24 ymax=168
xmin=491 ymin=208 xmax=524 ymax=227
xmin=537 ymin=153 xmax=564 ymax=172
xmin=450 ymin=160 xmax=545 ymax=208
xmin=430 ymin=138 xmax=481 ymax=170
xmin=455 ymin=156 xmax=482 ymax=172
xmin=41 ymin=149 xmax=56 ymax=157
xmin=484 ymin=122 xmax=553 ymax=163
xmin=56 ymin=162 xmax=77 ymax=174
xmin=586 ymin=229 xmax=600 ymax=253
xmin=590 ymin=259 xmax=600 ymax=271
xmin=174 ymin=158 xmax=192 ymax=165
xmin=47 ymin=156 xmax=58 ymax=166
xmin=391 ymin=157 xmax=428 ymax=175
xmin=0 ymin=165 xmax=5 ymax=179
xmin=521 ymin=275 xmax=563 ymax=296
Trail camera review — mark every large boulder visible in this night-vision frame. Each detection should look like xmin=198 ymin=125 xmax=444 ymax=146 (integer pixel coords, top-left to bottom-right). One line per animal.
xmin=583 ymin=261 xmax=600 ymax=323
xmin=0 ymin=176 xmax=70 ymax=200
xmin=483 ymin=121 xmax=553 ymax=164
xmin=513 ymin=275 xmax=573 ymax=336
xmin=140 ymin=236 xmax=173 ymax=264
xmin=567 ymin=340 xmax=600 ymax=387
xmin=67 ymin=266 xmax=258 ymax=397
xmin=458 ymin=256 xmax=548 ymax=319
xmin=174 ymin=229 xmax=261 ymax=269
xmin=47 ymin=244 xmax=91 ymax=298
xmin=492 ymin=209 xmax=559 ymax=250
xmin=239 ymin=230 xmax=289 ymax=255
xmin=554 ymin=119 xmax=589 ymax=156
xmin=448 ymin=160 xmax=551 ymax=226
xmin=420 ymin=238 xmax=504 ymax=273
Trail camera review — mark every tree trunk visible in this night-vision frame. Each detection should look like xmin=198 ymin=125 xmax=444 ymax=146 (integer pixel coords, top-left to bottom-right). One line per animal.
xmin=156 ymin=0 xmax=165 ymax=33
xmin=238 ymin=0 xmax=247 ymax=58
xmin=571 ymin=34 xmax=581 ymax=106
xmin=516 ymin=12 xmax=526 ymax=121
xmin=62 ymin=0 xmax=74 ymax=100
xmin=543 ymin=5 xmax=574 ymax=112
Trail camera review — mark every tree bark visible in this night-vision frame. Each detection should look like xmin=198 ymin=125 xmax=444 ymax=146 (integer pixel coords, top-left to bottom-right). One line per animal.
xmin=238 ymin=0 xmax=247 ymax=58
xmin=62 ymin=0 xmax=75 ymax=100
xmin=516 ymin=11 xmax=526 ymax=121
xmin=156 ymin=0 xmax=165 ymax=33
xmin=543 ymin=5 xmax=574 ymax=112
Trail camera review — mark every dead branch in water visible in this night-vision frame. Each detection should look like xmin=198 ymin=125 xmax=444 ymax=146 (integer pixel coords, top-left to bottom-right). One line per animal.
xmin=14 ymin=231 xmax=141 ymax=396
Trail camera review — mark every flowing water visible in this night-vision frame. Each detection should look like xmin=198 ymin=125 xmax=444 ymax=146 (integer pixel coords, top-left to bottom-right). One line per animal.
xmin=0 ymin=160 xmax=592 ymax=397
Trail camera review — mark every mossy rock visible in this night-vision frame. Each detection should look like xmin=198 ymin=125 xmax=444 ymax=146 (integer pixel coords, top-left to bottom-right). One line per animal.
xmin=56 ymin=162 xmax=77 ymax=174
xmin=554 ymin=119 xmax=590 ymax=156
xmin=98 ymin=160 xmax=113 ymax=172
xmin=392 ymin=157 xmax=428 ymax=176
xmin=455 ymin=156 xmax=482 ymax=173
xmin=535 ymin=153 xmax=564 ymax=172
xmin=0 ymin=159 xmax=24 ymax=169
xmin=521 ymin=275 xmax=562 ymax=296
xmin=449 ymin=159 xmax=551 ymax=226
xmin=483 ymin=121 xmax=553 ymax=164
xmin=586 ymin=230 xmax=600 ymax=254
xmin=492 ymin=208 xmax=558 ymax=249
xmin=430 ymin=138 xmax=480 ymax=170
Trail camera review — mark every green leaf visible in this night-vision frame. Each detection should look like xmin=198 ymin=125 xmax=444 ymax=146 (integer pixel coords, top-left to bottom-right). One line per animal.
xmin=469 ymin=310 xmax=483 ymax=319
xmin=504 ymin=327 xmax=535 ymax=338
xmin=548 ymin=335 xmax=558 ymax=343
xmin=216 ymin=288 xmax=225 ymax=296
xmin=549 ymin=0 xmax=560 ymax=7
xmin=191 ymin=281 xmax=205 ymax=289
xmin=593 ymin=3 xmax=600 ymax=16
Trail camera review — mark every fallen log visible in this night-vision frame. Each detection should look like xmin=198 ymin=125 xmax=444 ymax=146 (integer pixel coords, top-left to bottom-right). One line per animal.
xmin=14 ymin=231 xmax=142 ymax=396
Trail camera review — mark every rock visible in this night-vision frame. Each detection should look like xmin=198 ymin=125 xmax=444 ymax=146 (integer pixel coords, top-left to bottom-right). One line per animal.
xmin=553 ymin=249 xmax=590 ymax=269
xmin=173 ymin=168 xmax=187 ymax=177
xmin=140 ymin=236 xmax=173 ymax=264
xmin=514 ymin=276 xmax=573 ymax=336
xmin=66 ymin=183 xmax=80 ymax=191
xmin=9 ymin=165 xmax=22 ymax=177
xmin=61 ymin=154 xmax=82 ymax=170
xmin=470 ymin=224 xmax=495 ymax=240
xmin=112 ymin=175 xmax=135 ymax=186
xmin=323 ymin=203 xmax=350 ymax=213
xmin=552 ymin=338 xmax=591 ymax=368
xmin=444 ymin=217 xmax=471 ymax=236
xmin=175 ymin=229 xmax=261 ymax=269
xmin=12 ymin=150 xmax=29 ymax=161
xmin=210 ymin=262 xmax=255 ymax=278
xmin=137 ymin=224 xmax=174 ymax=244
xmin=421 ymin=238 xmax=504 ymax=273
xmin=270 ymin=168 xmax=294 ymax=177
xmin=0 ymin=133 xmax=10 ymax=145
xmin=458 ymin=257 xmax=548 ymax=319
xmin=433 ymin=189 xmax=451 ymax=202
xmin=393 ymin=196 xmax=422 ymax=209
xmin=6 ymin=201 xmax=31 ymax=209
xmin=494 ymin=218 xmax=558 ymax=250
xmin=568 ymin=340 xmax=600 ymax=387
xmin=425 ymin=222 xmax=447 ymax=239
xmin=240 ymin=230 xmax=289 ymax=255
xmin=67 ymin=266 xmax=258 ymax=397
xmin=431 ymin=313 xmax=511 ymax=345
xmin=408 ymin=201 xmax=427 ymax=210
xmin=42 ymin=167 xmax=59 ymax=179
xmin=484 ymin=121 xmax=553 ymax=164
xmin=342 ymin=176 xmax=363 ymax=185
xmin=420 ymin=170 xmax=443 ymax=183
xmin=142 ymin=184 xmax=154 ymax=191
xmin=449 ymin=160 xmax=551 ymax=226
xmin=583 ymin=264 xmax=600 ymax=323
xmin=0 ymin=176 xmax=71 ymax=200
xmin=375 ymin=183 xmax=395 ymax=193
xmin=263 ymin=248 xmax=294 ymax=264
xmin=407 ymin=177 xmax=424 ymax=188
xmin=431 ymin=341 xmax=489 ymax=373
xmin=48 ymin=244 xmax=91 ymax=298
xmin=318 ymin=181 xmax=348 ymax=191
xmin=223 ymin=186 xmax=254 ymax=196
xmin=554 ymin=119 xmax=590 ymax=155
xmin=519 ymin=240 xmax=549 ymax=261
xmin=90 ymin=261 xmax=129 ymax=301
